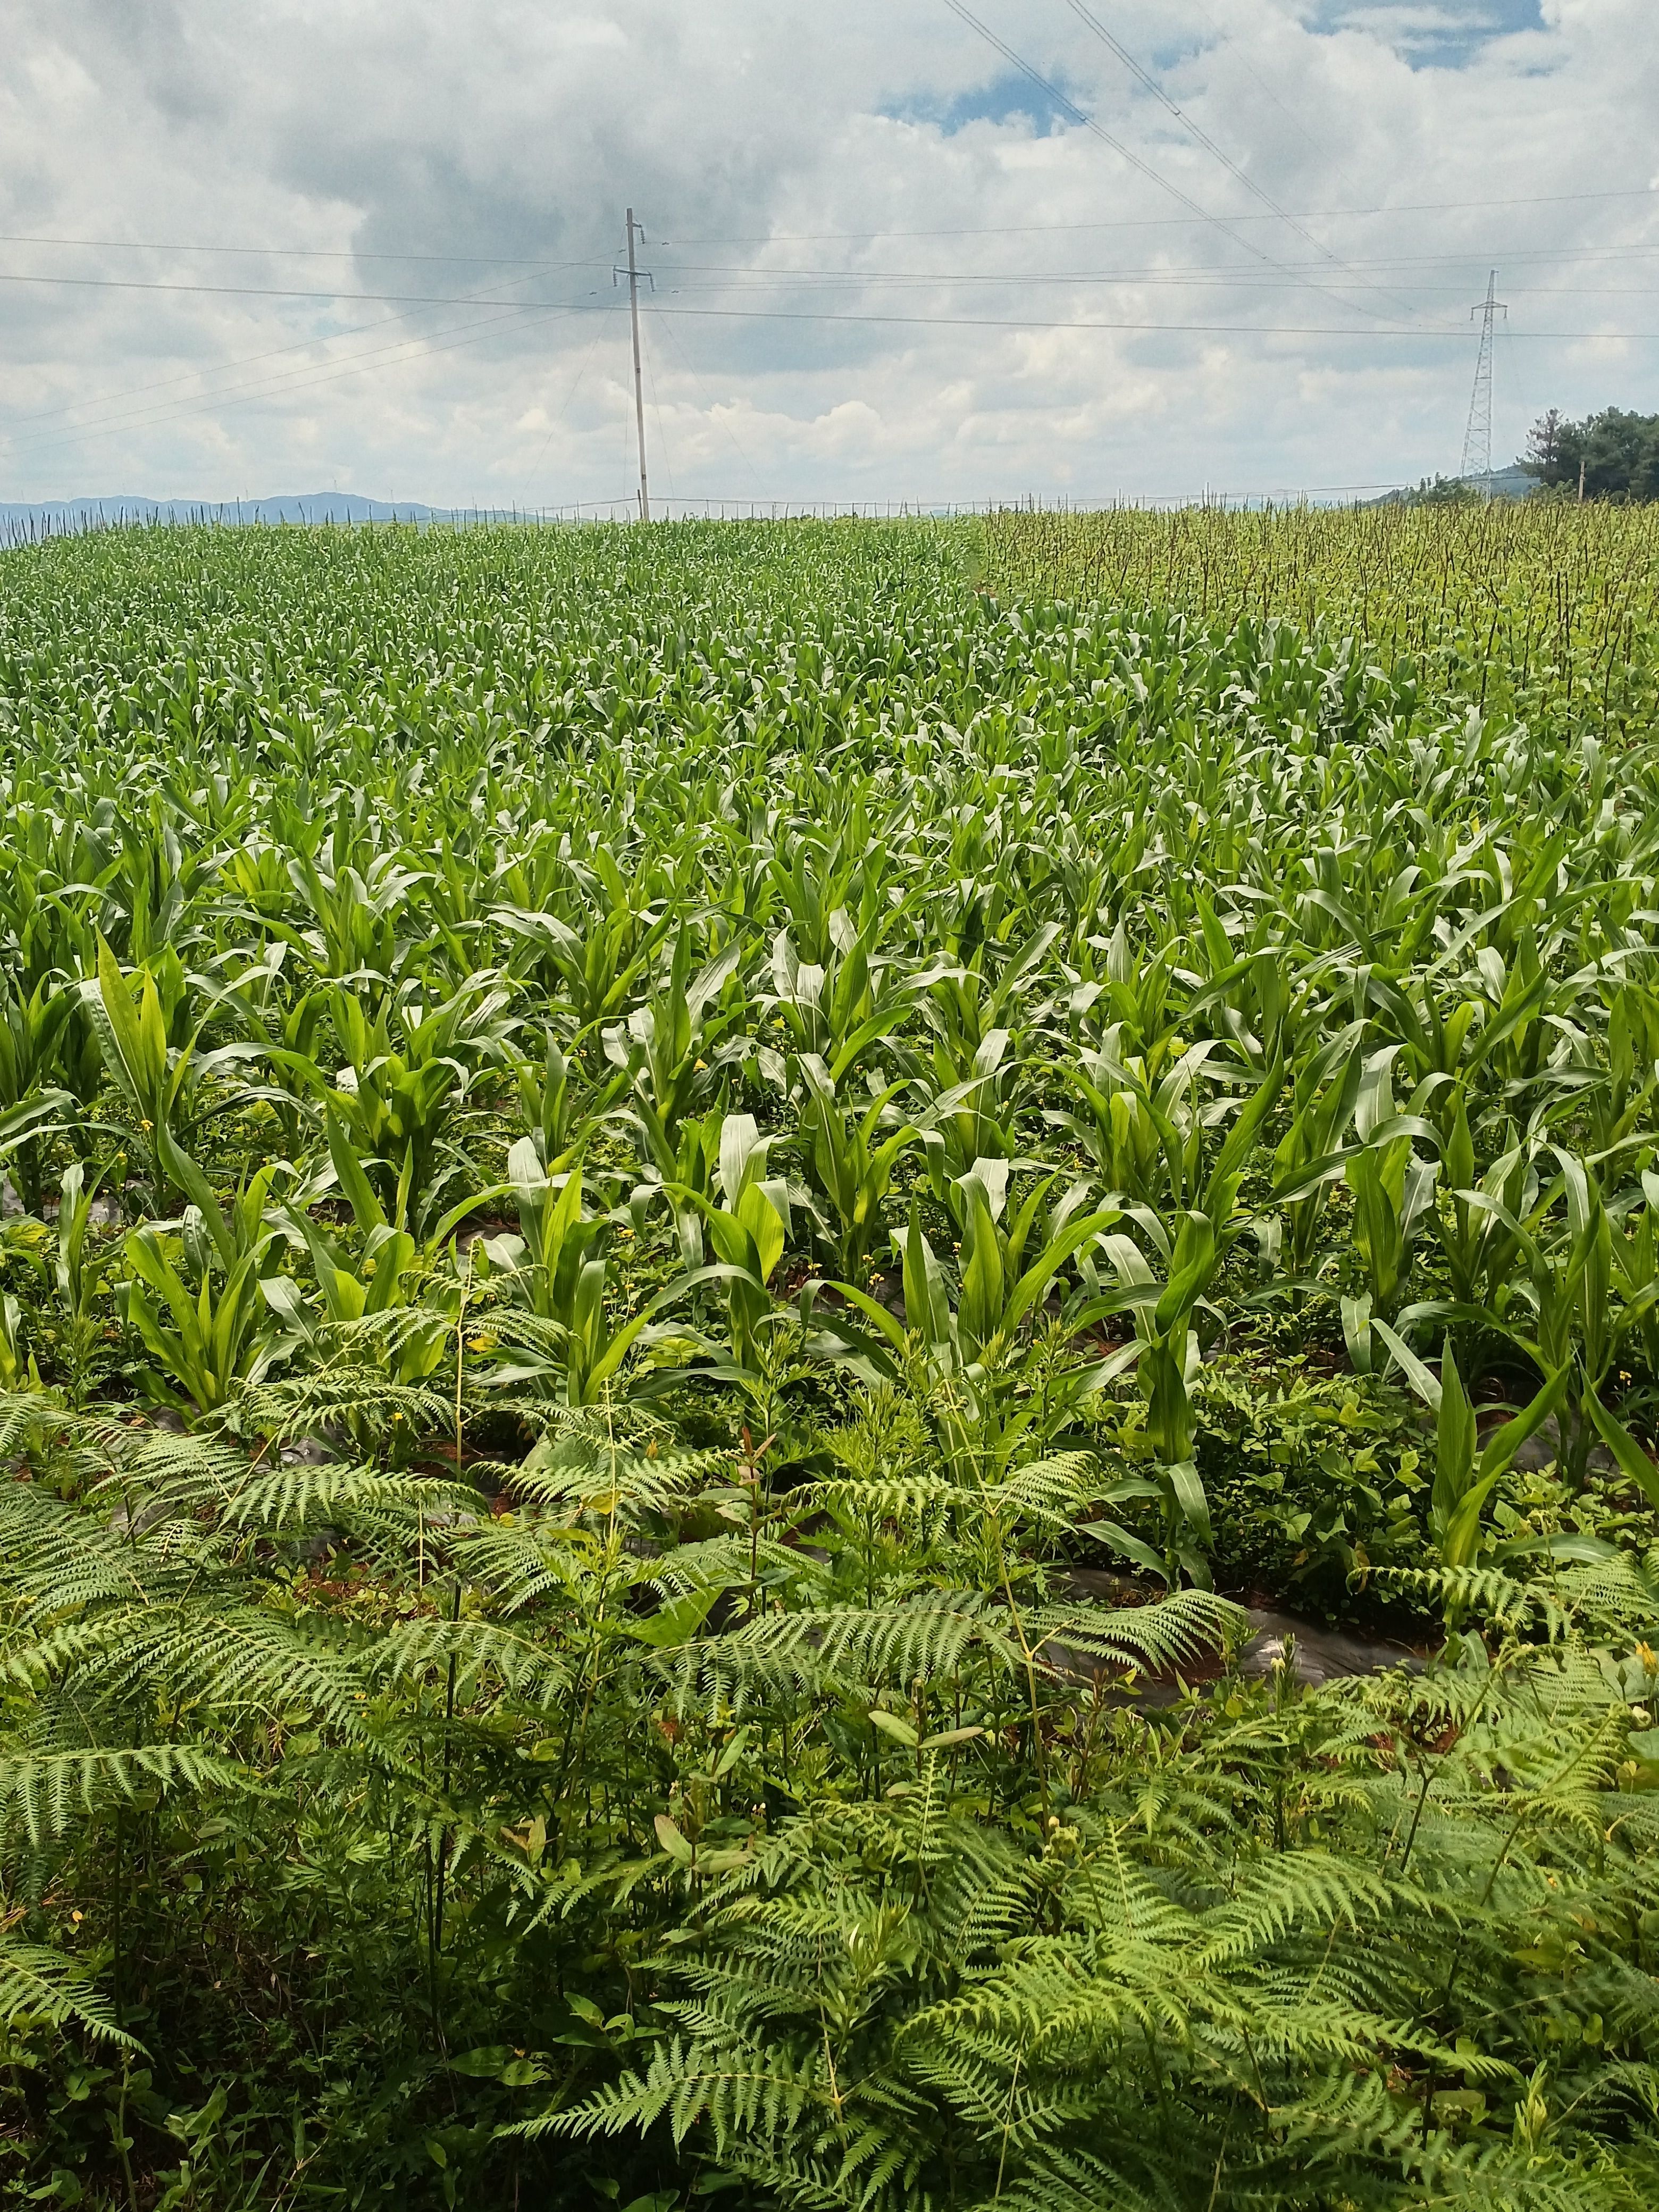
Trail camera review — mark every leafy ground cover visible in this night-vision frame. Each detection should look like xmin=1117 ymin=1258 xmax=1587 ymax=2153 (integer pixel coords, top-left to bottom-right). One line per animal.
xmin=0 ymin=515 xmax=1657 ymax=2208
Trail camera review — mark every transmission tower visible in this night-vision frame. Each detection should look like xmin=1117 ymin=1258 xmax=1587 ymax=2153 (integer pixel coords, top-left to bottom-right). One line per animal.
xmin=615 ymin=209 xmax=653 ymax=523
xmin=1459 ymin=269 xmax=1507 ymax=484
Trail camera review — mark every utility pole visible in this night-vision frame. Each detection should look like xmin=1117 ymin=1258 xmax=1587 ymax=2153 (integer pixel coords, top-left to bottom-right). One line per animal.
xmin=1459 ymin=269 xmax=1507 ymax=487
xmin=624 ymin=209 xmax=650 ymax=523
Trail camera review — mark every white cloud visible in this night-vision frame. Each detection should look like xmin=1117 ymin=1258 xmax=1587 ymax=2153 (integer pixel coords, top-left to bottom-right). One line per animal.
xmin=0 ymin=0 xmax=1653 ymax=506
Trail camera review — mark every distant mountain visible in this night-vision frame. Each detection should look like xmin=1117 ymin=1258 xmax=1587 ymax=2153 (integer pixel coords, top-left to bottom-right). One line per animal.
xmin=1363 ymin=464 xmax=1535 ymax=508
xmin=1460 ymin=464 xmax=1534 ymax=500
xmin=0 ymin=493 xmax=539 ymax=533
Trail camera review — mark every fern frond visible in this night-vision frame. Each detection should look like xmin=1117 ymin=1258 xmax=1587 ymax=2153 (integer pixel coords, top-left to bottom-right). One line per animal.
xmin=224 ymin=1368 xmax=450 ymax=1447
xmin=0 ymin=1390 xmax=80 ymax=1460
xmin=692 ymin=1589 xmax=1025 ymax=1702
xmin=0 ymin=1482 xmax=169 ymax=1622
xmin=0 ymin=1937 xmax=139 ymax=2048
xmin=0 ymin=1742 xmax=249 ymax=1844
xmin=1193 ymin=1851 xmax=1409 ymax=1967
xmin=979 ymin=2143 xmax=1184 ymax=2212
xmin=1032 ymin=1587 xmax=1241 ymax=1678
xmin=227 ymin=1462 xmax=479 ymax=1535
xmin=508 ymin=1431 xmax=724 ymax=1525
xmin=373 ymin=1614 xmax=571 ymax=1710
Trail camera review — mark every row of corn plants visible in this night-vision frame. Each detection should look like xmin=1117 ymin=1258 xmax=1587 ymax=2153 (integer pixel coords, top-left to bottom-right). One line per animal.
xmin=981 ymin=497 xmax=1659 ymax=741
xmin=0 ymin=515 xmax=1655 ymax=2208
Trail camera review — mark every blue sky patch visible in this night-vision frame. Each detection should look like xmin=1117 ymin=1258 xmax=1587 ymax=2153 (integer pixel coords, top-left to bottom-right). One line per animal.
xmin=885 ymin=68 xmax=1077 ymax=137
xmin=1313 ymin=0 xmax=1546 ymax=69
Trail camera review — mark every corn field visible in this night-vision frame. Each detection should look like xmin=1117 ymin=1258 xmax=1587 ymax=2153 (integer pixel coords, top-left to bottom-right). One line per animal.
xmin=1 ymin=514 xmax=1657 ymax=2209
xmin=982 ymin=497 xmax=1659 ymax=738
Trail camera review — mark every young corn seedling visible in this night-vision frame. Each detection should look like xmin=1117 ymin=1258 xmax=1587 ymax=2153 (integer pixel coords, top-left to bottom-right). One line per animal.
xmin=494 ymin=845 xmax=673 ymax=1034
xmin=1339 ymin=1046 xmax=1440 ymax=1368
xmin=1267 ymin=1024 xmax=1367 ymax=1289
xmin=320 ymin=974 xmax=514 ymax=1239
xmin=124 ymin=1166 xmax=287 ymax=1419
xmin=514 ymin=1029 xmax=616 ymax=1174
xmin=604 ymin=929 xmax=745 ymax=1183
xmin=88 ymin=939 xmax=256 ymax=1213
xmin=478 ymin=1141 xmax=708 ymax=1407
xmin=1379 ymin=1337 xmax=1571 ymax=1600
xmin=667 ymin=1113 xmax=794 ymax=1377
xmin=816 ymin=1164 xmax=1127 ymax=1479
xmin=792 ymin=1053 xmax=918 ymax=1280
xmin=0 ymin=976 xmax=80 ymax=1215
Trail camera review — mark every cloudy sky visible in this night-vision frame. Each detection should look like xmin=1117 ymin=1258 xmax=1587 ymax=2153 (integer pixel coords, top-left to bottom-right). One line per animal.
xmin=1 ymin=0 xmax=1654 ymax=509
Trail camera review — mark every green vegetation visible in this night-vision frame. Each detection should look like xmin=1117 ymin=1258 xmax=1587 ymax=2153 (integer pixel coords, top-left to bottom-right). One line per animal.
xmin=981 ymin=497 xmax=1659 ymax=735
xmin=1527 ymin=407 xmax=1659 ymax=504
xmin=1 ymin=514 xmax=1658 ymax=2209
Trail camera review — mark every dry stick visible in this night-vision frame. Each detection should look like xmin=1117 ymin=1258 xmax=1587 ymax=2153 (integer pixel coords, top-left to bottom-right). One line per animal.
xmin=1417 ymin=1706 xmax=1577 ymax=2149
xmin=943 ymin=1361 xmax=1052 ymax=1814
xmin=549 ymin=1389 xmax=623 ymax=1840
xmin=994 ymin=1519 xmax=1051 ymax=1820
xmin=431 ymin=1244 xmax=474 ymax=2055
xmin=992 ymin=2047 xmax=1023 ymax=2201
xmin=114 ymin=2052 xmax=140 ymax=2212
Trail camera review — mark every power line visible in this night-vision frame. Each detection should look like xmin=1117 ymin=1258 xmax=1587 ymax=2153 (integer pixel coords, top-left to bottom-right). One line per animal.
xmin=1183 ymin=0 xmax=1329 ymax=162
xmin=20 ymin=249 xmax=1659 ymax=317
xmin=0 ymin=234 xmax=606 ymax=269
xmin=6 ymin=264 xmax=577 ymax=431
xmin=935 ymin=0 xmax=1405 ymax=329
xmin=1056 ymin=0 xmax=1431 ymax=329
xmin=2 ymin=220 xmax=1652 ymax=318
xmin=0 ymin=270 xmax=611 ymax=310
xmin=649 ymin=256 xmax=1659 ymax=296
xmin=1058 ymin=0 xmax=1346 ymax=266
xmin=5 ymin=245 xmax=1650 ymax=474
xmin=11 ymin=292 xmax=1650 ymax=455
xmin=5 ymin=303 xmax=608 ymax=463
xmin=660 ymin=185 xmax=1659 ymax=244
xmin=0 ymin=257 xmax=1455 ymax=333
xmin=6 ymin=250 xmax=1592 ymax=470
xmin=5 ymin=246 xmax=1656 ymax=344
xmin=0 ymin=183 xmax=1650 ymax=266
xmin=640 ymin=301 xmax=1656 ymax=342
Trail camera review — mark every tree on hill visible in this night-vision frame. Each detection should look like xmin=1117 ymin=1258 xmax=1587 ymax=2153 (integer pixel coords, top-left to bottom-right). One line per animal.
xmin=1404 ymin=473 xmax=1483 ymax=505
xmin=1523 ymin=405 xmax=1659 ymax=499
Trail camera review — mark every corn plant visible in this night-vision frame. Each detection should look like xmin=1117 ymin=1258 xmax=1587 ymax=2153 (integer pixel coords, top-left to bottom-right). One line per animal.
xmin=816 ymin=1166 xmax=1130 ymax=1477
xmin=0 ymin=978 xmax=79 ymax=1213
xmin=124 ymin=1167 xmax=286 ymax=1418
xmin=319 ymin=974 xmax=515 ymax=1237
xmin=604 ymin=930 xmax=745 ymax=1181
xmin=478 ymin=1141 xmax=706 ymax=1406
xmin=678 ymin=1113 xmax=793 ymax=1374
xmin=792 ymin=1054 xmax=918 ymax=1278
xmin=87 ymin=939 xmax=254 ymax=1210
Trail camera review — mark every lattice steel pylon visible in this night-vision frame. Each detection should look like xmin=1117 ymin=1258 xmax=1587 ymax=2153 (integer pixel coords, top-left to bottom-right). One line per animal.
xmin=1459 ymin=269 xmax=1507 ymax=483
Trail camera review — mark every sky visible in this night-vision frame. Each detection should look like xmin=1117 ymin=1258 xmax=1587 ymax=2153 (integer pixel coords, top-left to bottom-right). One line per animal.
xmin=0 ymin=0 xmax=1654 ymax=510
